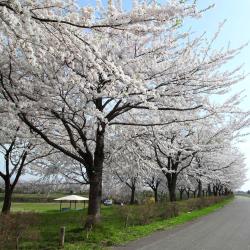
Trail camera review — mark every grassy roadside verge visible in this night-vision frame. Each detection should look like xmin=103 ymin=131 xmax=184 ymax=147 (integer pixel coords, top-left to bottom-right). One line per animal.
xmin=105 ymin=196 xmax=234 ymax=249
xmin=1 ymin=196 xmax=233 ymax=250
xmin=65 ymin=196 xmax=234 ymax=250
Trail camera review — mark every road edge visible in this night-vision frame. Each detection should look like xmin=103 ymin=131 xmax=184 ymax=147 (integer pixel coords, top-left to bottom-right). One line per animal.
xmin=111 ymin=196 xmax=234 ymax=250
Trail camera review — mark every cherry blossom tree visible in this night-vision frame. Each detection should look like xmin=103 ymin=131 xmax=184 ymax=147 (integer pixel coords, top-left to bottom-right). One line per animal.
xmin=31 ymin=153 xmax=90 ymax=186
xmin=0 ymin=112 xmax=54 ymax=213
xmin=188 ymin=110 xmax=249 ymax=194
xmin=107 ymin=137 xmax=147 ymax=204
xmin=118 ymin=105 xmax=249 ymax=201
xmin=144 ymin=171 xmax=164 ymax=203
xmin=192 ymin=148 xmax=247 ymax=196
xmin=0 ymin=0 xmax=248 ymax=227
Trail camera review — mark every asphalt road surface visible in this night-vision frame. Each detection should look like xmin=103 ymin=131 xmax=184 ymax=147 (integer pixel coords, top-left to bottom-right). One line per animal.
xmin=114 ymin=196 xmax=250 ymax=250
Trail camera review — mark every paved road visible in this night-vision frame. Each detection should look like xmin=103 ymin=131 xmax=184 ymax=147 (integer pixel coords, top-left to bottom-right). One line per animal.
xmin=115 ymin=196 xmax=250 ymax=250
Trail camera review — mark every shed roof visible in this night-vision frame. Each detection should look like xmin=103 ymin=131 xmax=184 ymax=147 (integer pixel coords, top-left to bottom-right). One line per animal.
xmin=54 ymin=195 xmax=89 ymax=201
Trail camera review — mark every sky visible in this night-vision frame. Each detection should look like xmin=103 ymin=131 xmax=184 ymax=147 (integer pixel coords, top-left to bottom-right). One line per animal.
xmin=184 ymin=0 xmax=250 ymax=191
xmin=1 ymin=0 xmax=250 ymax=190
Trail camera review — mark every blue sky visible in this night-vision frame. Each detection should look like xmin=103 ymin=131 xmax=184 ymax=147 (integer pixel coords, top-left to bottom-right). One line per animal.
xmin=187 ymin=0 xmax=250 ymax=190
xmin=1 ymin=1 xmax=250 ymax=190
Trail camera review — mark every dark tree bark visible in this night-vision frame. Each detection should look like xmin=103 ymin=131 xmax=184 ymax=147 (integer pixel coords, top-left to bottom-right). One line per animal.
xmin=213 ymin=185 xmax=218 ymax=196
xmin=1 ymin=180 xmax=13 ymax=214
xmin=169 ymin=188 xmax=176 ymax=201
xmin=179 ymin=188 xmax=185 ymax=200
xmin=145 ymin=176 xmax=161 ymax=203
xmin=207 ymin=184 xmax=212 ymax=196
xmin=167 ymin=174 xmax=177 ymax=202
xmin=154 ymin=189 xmax=158 ymax=203
xmin=127 ymin=177 xmax=137 ymax=205
xmin=218 ymin=186 xmax=223 ymax=196
xmin=197 ymin=180 xmax=202 ymax=198
xmin=130 ymin=185 xmax=136 ymax=205
xmin=1 ymin=141 xmax=28 ymax=214
xmin=192 ymin=190 xmax=197 ymax=198
xmin=85 ymin=127 xmax=105 ymax=229
xmin=85 ymin=171 xmax=103 ymax=228
xmin=185 ymin=189 xmax=190 ymax=199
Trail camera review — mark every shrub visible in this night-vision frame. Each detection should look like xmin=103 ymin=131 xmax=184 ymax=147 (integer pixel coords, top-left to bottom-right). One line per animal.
xmin=157 ymin=202 xmax=179 ymax=219
xmin=145 ymin=197 xmax=155 ymax=205
xmin=117 ymin=202 xmax=157 ymax=226
xmin=117 ymin=201 xmax=180 ymax=226
xmin=117 ymin=205 xmax=135 ymax=227
xmin=184 ymin=196 xmax=225 ymax=212
xmin=0 ymin=212 xmax=40 ymax=250
xmin=117 ymin=196 xmax=229 ymax=228
xmin=135 ymin=203 xmax=157 ymax=225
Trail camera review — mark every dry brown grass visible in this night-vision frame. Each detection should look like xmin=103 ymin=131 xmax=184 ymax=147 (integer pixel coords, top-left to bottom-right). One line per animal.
xmin=0 ymin=212 xmax=40 ymax=250
xmin=117 ymin=196 xmax=228 ymax=227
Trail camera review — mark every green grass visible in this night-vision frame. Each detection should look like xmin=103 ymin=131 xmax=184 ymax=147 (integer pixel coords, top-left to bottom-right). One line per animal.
xmin=0 ymin=202 xmax=87 ymax=213
xmin=79 ymin=197 xmax=233 ymax=249
xmin=0 ymin=196 xmax=233 ymax=249
xmin=0 ymin=192 xmax=89 ymax=203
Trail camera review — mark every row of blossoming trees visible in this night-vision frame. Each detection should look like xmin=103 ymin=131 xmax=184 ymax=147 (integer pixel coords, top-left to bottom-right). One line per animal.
xmin=0 ymin=0 xmax=249 ymax=228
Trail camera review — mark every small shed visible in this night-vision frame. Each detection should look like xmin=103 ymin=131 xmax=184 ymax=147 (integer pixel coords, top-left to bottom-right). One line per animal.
xmin=54 ymin=195 xmax=89 ymax=211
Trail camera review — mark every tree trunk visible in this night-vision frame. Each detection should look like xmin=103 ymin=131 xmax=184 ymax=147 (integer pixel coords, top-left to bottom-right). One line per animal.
xmin=169 ymin=188 xmax=176 ymax=201
xmin=193 ymin=190 xmax=196 ymax=198
xmin=207 ymin=184 xmax=212 ymax=196
xmin=213 ymin=185 xmax=218 ymax=196
xmin=85 ymin=172 xmax=102 ymax=229
xmin=167 ymin=175 xmax=177 ymax=202
xmin=185 ymin=190 xmax=190 ymax=199
xmin=197 ymin=180 xmax=202 ymax=198
xmin=179 ymin=190 xmax=184 ymax=200
xmin=154 ymin=189 xmax=158 ymax=203
xmin=85 ymin=128 xmax=105 ymax=229
xmin=218 ymin=187 xmax=223 ymax=196
xmin=2 ymin=181 xmax=12 ymax=214
xmin=130 ymin=186 xmax=136 ymax=205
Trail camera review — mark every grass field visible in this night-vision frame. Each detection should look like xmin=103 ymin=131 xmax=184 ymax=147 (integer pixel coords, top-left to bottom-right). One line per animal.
xmin=0 ymin=202 xmax=88 ymax=213
xmin=0 ymin=192 xmax=89 ymax=203
xmin=1 ymin=201 xmax=57 ymax=213
xmin=0 ymin=196 xmax=234 ymax=250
